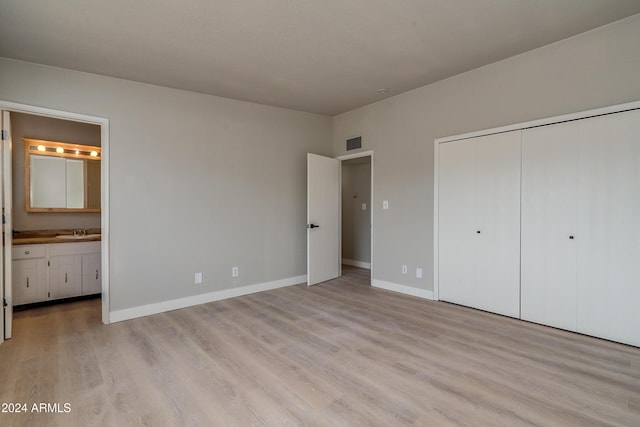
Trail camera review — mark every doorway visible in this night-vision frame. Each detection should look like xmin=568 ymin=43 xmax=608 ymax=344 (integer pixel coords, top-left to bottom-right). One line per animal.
xmin=338 ymin=151 xmax=373 ymax=284
xmin=341 ymin=156 xmax=372 ymax=270
xmin=0 ymin=100 xmax=110 ymax=343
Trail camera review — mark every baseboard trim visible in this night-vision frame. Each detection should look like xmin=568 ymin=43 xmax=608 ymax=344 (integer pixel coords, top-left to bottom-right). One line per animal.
xmin=109 ymin=275 xmax=307 ymax=323
xmin=342 ymin=258 xmax=371 ymax=269
xmin=372 ymin=279 xmax=434 ymax=300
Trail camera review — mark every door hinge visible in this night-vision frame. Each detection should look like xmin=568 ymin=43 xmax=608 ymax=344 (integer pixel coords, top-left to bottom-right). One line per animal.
xmin=48 ymin=261 xmax=50 ymax=267
xmin=1 ymin=130 xmax=7 ymax=141
xmin=48 ymin=292 xmax=50 ymax=298
xmin=3 ymin=297 xmax=7 ymax=307
xmin=2 ymin=214 xmax=5 ymax=225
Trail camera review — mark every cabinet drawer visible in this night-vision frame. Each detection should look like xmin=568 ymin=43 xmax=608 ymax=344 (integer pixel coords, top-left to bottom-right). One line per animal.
xmin=48 ymin=241 xmax=100 ymax=257
xmin=12 ymin=245 xmax=46 ymax=260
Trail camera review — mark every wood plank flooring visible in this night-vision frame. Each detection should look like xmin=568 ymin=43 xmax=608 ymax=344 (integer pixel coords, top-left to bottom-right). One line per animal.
xmin=1 ymin=265 xmax=639 ymax=426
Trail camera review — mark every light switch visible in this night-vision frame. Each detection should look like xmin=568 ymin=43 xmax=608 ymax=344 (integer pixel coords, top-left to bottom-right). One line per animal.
xmin=362 ymin=203 xmax=367 ymax=210
xmin=416 ymin=268 xmax=423 ymax=279
xmin=195 ymin=272 xmax=203 ymax=284
xmin=383 ymin=200 xmax=389 ymax=210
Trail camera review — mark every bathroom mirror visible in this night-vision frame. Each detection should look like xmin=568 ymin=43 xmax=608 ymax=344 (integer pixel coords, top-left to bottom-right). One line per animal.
xmin=24 ymin=138 xmax=101 ymax=212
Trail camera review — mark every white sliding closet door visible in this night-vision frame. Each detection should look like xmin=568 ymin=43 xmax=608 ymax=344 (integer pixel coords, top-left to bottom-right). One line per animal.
xmin=577 ymin=109 xmax=640 ymax=347
xmin=439 ymin=139 xmax=476 ymax=309
xmin=439 ymin=131 xmax=521 ymax=318
xmin=521 ymin=122 xmax=578 ymax=331
xmin=473 ymin=132 xmax=521 ymax=317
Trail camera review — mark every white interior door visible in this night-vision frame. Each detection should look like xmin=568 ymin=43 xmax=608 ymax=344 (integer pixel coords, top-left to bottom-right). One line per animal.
xmin=521 ymin=122 xmax=578 ymax=331
xmin=1 ymin=110 xmax=12 ymax=341
xmin=438 ymin=132 xmax=521 ymax=318
xmin=473 ymin=131 xmax=521 ymax=318
xmin=307 ymin=153 xmax=340 ymax=286
xmin=438 ymin=139 xmax=476 ymax=307
xmin=577 ymin=109 xmax=640 ymax=346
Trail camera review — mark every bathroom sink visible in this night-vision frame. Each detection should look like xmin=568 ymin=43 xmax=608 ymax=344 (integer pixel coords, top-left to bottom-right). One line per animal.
xmin=56 ymin=234 xmax=101 ymax=240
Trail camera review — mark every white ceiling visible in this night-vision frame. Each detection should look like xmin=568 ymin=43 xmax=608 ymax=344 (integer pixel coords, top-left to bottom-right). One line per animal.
xmin=1 ymin=1 xmax=640 ymax=116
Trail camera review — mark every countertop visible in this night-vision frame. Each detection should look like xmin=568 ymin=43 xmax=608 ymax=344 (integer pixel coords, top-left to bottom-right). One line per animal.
xmin=11 ymin=228 xmax=102 ymax=245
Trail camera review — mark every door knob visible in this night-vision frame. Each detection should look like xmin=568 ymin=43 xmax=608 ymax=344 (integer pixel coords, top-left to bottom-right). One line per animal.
xmin=569 ymin=235 xmax=575 ymax=240
xmin=307 ymin=224 xmax=320 ymax=229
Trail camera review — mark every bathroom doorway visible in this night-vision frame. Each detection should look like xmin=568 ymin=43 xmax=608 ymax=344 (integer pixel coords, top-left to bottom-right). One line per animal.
xmin=0 ymin=101 xmax=110 ymax=342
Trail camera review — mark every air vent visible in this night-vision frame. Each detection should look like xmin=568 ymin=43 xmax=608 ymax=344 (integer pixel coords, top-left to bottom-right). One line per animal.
xmin=346 ymin=136 xmax=362 ymax=151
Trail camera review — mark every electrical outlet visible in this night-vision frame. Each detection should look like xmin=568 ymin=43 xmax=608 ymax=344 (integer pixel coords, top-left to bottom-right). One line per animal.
xmin=416 ymin=268 xmax=423 ymax=279
xmin=402 ymin=265 xmax=407 ymax=274
xmin=232 ymin=266 xmax=239 ymax=278
xmin=362 ymin=203 xmax=367 ymax=210
xmin=195 ymin=272 xmax=203 ymax=284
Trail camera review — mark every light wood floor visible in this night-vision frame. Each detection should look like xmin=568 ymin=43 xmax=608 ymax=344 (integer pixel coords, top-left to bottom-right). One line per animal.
xmin=1 ymin=266 xmax=639 ymax=426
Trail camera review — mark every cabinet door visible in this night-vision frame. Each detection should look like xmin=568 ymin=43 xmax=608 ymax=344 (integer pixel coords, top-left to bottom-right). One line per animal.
xmin=473 ymin=131 xmax=521 ymax=318
xmin=12 ymin=259 xmax=46 ymax=305
xmin=521 ymin=122 xmax=578 ymax=331
xmin=81 ymin=253 xmax=101 ymax=295
xmin=49 ymin=255 xmax=82 ymax=300
xmin=577 ymin=109 xmax=640 ymax=347
xmin=438 ymin=138 xmax=477 ymax=308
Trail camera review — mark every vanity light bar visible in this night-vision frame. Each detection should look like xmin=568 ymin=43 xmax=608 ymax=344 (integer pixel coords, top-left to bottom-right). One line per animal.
xmin=30 ymin=145 xmax=100 ymax=158
xmin=24 ymin=138 xmax=101 ymax=160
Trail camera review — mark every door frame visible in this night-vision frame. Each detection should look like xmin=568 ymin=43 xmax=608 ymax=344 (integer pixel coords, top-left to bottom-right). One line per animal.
xmin=1 ymin=111 xmax=11 ymax=342
xmin=0 ymin=100 xmax=110 ymax=325
xmin=336 ymin=150 xmax=374 ymax=284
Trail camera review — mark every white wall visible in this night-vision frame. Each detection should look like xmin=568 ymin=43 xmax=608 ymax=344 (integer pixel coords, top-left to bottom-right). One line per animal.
xmin=333 ymin=14 xmax=640 ymax=293
xmin=0 ymin=58 xmax=332 ymax=313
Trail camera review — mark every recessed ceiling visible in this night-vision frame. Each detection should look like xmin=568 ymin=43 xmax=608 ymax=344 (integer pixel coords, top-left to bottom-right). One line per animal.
xmin=1 ymin=1 xmax=639 ymax=116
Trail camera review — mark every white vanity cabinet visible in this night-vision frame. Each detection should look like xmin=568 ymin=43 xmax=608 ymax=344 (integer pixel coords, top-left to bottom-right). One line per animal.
xmin=48 ymin=244 xmax=84 ymax=300
xmin=81 ymin=253 xmax=102 ymax=295
xmin=12 ymin=241 xmax=101 ymax=305
xmin=12 ymin=245 xmax=47 ymax=305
